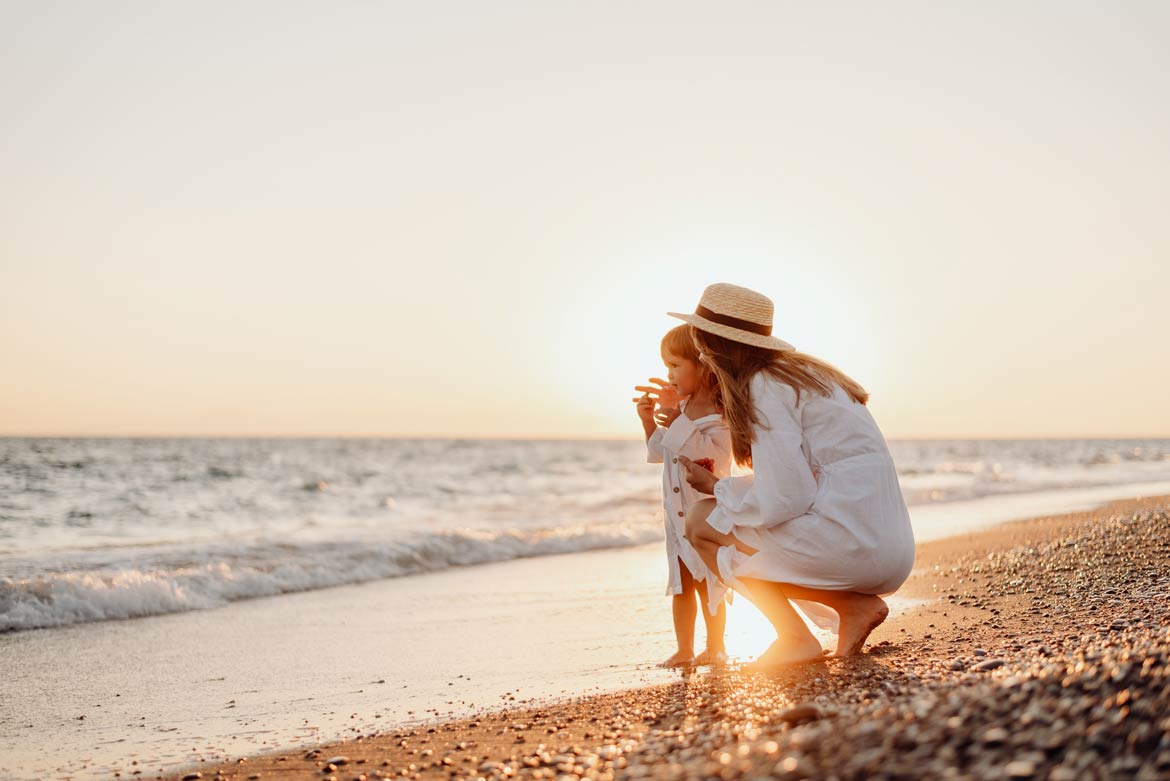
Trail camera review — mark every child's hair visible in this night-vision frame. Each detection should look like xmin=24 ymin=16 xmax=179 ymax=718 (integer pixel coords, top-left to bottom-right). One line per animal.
xmin=661 ymin=325 xmax=722 ymax=409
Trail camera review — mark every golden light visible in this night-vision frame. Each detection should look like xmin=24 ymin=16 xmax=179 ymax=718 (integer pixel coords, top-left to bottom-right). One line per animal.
xmin=720 ymin=593 xmax=837 ymax=661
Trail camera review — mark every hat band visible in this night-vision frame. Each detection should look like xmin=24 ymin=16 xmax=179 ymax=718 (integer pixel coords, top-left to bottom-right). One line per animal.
xmin=695 ymin=304 xmax=772 ymax=336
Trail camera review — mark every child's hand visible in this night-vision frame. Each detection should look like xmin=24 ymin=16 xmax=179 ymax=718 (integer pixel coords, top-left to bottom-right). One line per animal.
xmin=634 ymin=378 xmax=683 ymax=410
xmin=678 ymin=456 xmax=718 ymax=495
xmin=654 ymin=405 xmax=682 ymax=428
xmin=633 ymin=393 xmax=656 ymax=423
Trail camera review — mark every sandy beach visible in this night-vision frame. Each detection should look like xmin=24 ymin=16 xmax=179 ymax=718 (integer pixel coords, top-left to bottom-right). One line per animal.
xmin=6 ymin=4 xmax=1170 ymax=780
xmin=142 ymin=495 xmax=1170 ymax=781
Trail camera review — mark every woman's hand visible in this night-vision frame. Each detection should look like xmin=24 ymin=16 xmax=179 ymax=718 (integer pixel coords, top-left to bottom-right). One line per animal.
xmin=678 ymin=455 xmax=718 ymax=495
xmin=634 ymin=377 xmax=683 ymax=409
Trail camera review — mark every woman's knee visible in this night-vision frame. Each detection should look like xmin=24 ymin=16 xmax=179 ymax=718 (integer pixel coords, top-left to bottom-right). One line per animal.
xmin=684 ymin=498 xmax=717 ymax=542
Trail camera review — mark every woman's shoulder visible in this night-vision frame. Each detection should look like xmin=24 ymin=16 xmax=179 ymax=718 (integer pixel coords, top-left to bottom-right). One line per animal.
xmin=752 ymin=369 xmax=853 ymax=408
xmin=750 ymin=370 xmax=799 ymax=405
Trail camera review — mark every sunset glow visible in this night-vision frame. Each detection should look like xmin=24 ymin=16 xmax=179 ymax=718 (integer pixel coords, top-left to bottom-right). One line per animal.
xmin=2 ymin=3 xmax=1168 ymax=438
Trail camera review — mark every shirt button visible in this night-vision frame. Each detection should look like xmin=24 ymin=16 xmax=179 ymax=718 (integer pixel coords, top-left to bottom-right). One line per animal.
xmin=672 ymin=487 xmax=680 ymax=493
xmin=672 ymin=457 xmax=678 ymax=463
xmin=677 ymin=511 xmax=684 ymax=517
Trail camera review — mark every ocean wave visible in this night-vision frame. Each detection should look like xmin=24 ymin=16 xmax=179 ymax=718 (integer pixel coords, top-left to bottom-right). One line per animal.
xmin=896 ymin=463 xmax=1170 ymax=506
xmin=5 ymin=437 xmax=1170 ymax=635
xmin=0 ymin=521 xmax=665 ymax=633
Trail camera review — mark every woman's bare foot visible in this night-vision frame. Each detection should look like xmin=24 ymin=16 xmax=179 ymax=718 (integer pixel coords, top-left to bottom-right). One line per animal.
xmin=833 ymin=594 xmax=889 ymax=657
xmin=744 ymin=636 xmax=824 ymax=671
xmin=694 ymin=649 xmax=729 ymax=667
xmin=658 ymin=650 xmax=696 ymax=669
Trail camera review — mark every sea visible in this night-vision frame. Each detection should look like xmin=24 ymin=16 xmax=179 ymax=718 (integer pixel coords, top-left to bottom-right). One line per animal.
xmin=4 ymin=436 xmax=1170 ymax=635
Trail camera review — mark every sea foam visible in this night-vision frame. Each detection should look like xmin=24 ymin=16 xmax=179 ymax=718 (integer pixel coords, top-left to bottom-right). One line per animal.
xmin=0 ymin=521 xmax=663 ymax=632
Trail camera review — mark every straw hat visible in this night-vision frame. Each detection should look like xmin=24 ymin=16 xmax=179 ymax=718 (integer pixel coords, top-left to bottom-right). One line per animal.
xmin=668 ymin=283 xmax=795 ymax=352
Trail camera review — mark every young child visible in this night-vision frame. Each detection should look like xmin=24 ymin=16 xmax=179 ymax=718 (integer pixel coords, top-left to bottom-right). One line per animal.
xmin=633 ymin=324 xmax=733 ymax=668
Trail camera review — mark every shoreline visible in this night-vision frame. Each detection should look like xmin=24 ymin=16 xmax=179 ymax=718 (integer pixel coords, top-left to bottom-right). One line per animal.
xmin=6 ymin=478 xmax=1169 ymax=638
xmin=155 ymin=494 xmax=1170 ymax=781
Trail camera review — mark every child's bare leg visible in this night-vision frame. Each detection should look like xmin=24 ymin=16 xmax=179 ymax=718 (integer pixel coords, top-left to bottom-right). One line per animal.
xmin=659 ymin=560 xmax=697 ymax=668
xmin=693 ymin=580 xmax=727 ymax=665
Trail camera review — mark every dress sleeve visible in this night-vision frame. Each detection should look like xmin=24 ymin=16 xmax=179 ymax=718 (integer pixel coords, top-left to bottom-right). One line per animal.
xmin=659 ymin=416 xmax=732 ymax=474
xmin=706 ymin=378 xmax=817 ymax=533
xmin=646 ymin=427 xmax=666 ymax=464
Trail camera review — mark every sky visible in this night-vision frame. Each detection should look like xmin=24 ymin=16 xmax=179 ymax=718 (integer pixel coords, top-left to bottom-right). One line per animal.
xmin=2 ymin=1 xmax=1168 ymax=439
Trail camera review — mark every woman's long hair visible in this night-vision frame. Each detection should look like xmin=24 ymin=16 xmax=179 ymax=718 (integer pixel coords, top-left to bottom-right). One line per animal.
xmin=692 ymin=329 xmax=868 ymax=467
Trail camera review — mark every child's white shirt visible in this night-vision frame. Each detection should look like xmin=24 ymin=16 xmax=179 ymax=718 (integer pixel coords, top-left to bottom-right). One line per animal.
xmin=646 ymin=400 xmax=733 ymax=616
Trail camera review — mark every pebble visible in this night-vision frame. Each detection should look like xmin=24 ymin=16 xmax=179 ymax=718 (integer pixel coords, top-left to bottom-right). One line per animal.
xmin=1006 ymin=759 xmax=1036 ymax=777
xmin=776 ymin=704 xmax=821 ymax=724
xmin=981 ymin=727 xmax=1010 ymax=745
xmin=971 ymin=658 xmax=1006 ymax=671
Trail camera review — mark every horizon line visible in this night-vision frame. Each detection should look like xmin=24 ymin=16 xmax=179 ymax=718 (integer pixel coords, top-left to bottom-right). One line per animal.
xmin=3 ymin=433 xmax=1170 ymax=442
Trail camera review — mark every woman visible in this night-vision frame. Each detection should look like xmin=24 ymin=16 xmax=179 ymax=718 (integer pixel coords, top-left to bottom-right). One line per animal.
xmin=669 ymin=283 xmax=915 ymax=667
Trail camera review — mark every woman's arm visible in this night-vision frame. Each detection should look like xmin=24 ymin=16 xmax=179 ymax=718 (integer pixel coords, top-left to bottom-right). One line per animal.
xmin=705 ymin=380 xmax=816 ymax=533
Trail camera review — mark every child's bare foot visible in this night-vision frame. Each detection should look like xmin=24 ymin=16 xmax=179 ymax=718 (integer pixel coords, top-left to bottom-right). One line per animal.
xmin=657 ymin=650 xmax=696 ymax=669
xmin=833 ymin=594 xmax=889 ymax=657
xmin=694 ymin=649 xmax=729 ymax=667
xmin=744 ymin=636 xmax=824 ymax=671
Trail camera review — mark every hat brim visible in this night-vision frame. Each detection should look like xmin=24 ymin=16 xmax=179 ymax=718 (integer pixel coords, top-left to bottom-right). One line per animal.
xmin=667 ymin=312 xmax=795 ymax=352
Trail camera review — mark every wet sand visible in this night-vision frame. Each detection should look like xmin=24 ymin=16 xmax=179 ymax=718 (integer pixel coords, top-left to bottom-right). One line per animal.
xmin=158 ymin=495 xmax=1170 ymax=781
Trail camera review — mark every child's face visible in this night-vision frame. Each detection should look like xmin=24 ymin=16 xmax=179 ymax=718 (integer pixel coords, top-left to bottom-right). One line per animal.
xmin=662 ymin=349 xmax=701 ymax=397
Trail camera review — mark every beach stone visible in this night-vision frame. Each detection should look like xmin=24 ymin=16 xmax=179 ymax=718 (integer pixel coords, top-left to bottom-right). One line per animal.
xmin=972 ymin=659 xmax=1006 ymax=672
xmin=1006 ymin=759 xmax=1036 ymax=778
xmin=325 ymin=757 xmax=350 ymax=766
xmin=182 ymin=775 xmax=202 ymax=781
xmin=776 ymin=704 xmax=821 ymax=724
xmin=981 ymin=727 xmax=1010 ymax=745
xmin=772 ymin=755 xmax=815 ymax=779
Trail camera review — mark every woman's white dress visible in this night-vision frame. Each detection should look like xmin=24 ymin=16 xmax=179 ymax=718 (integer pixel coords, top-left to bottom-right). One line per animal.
xmin=706 ymin=372 xmax=915 ymax=632
xmin=646 ymin=402 xmax=733 ymax=616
